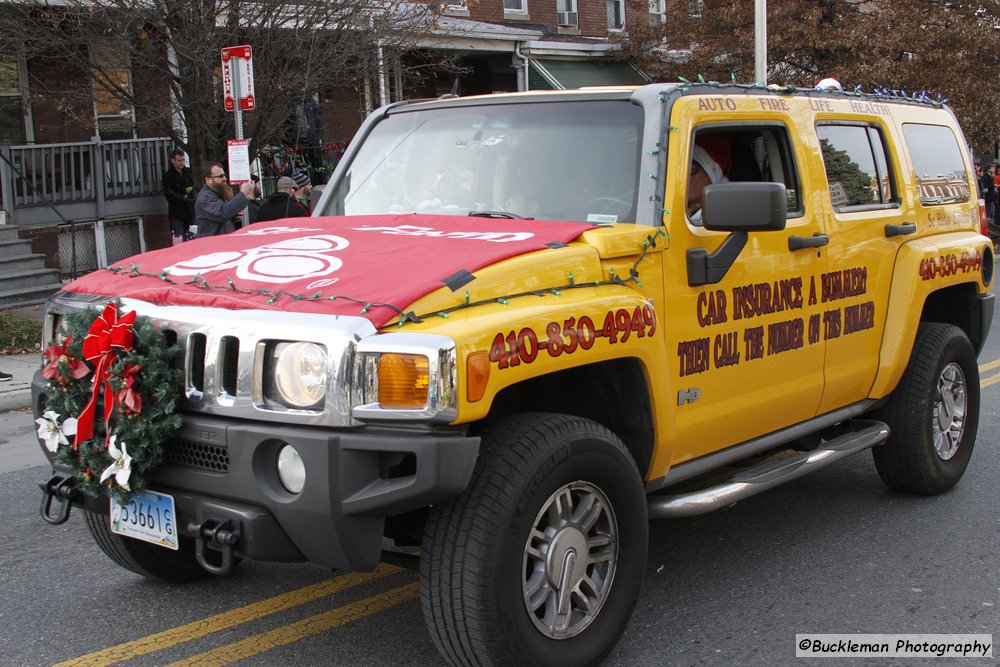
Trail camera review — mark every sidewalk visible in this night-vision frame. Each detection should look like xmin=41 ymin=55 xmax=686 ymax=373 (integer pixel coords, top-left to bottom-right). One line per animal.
xmin=0 ymin=351 xmax=39 ymax=413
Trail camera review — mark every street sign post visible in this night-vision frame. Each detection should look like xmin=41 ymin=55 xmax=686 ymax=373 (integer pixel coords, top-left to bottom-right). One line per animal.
xmin=221 ymin=45 xmax=255 ymax=112
xmin=221 ymin=45 xmax=256 ymax=221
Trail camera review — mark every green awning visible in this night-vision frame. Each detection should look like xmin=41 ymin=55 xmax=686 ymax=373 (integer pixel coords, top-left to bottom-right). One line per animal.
xmin=528 ymin=58 xmax=647 ymax=91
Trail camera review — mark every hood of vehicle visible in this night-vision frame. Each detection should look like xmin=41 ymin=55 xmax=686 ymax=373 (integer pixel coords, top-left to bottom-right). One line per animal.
xmin=64 ymin=214 xmax=593 ymax=328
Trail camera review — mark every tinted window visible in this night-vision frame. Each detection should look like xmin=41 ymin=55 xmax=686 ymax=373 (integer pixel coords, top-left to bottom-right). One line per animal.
xmin=817 ymin=124 xmax=896 ymax=209
xmin=901 ymin=123 xmax=971 ymax=205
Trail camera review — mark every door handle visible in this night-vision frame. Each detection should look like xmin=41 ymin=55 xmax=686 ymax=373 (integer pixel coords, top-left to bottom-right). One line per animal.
xmin=884 ymin=222 xmax=917 ymax=237
xmin=788 ymin=233 xmax=830 ymax=251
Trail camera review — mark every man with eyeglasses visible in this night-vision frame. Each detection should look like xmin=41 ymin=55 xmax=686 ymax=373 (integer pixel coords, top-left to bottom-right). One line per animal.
xmin=194 ymin=161 xmax=257 ymax=238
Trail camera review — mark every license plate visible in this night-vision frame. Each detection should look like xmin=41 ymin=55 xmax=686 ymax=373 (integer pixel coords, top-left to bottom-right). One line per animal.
xmin=110 ymin=490 xmax=179 ymax=550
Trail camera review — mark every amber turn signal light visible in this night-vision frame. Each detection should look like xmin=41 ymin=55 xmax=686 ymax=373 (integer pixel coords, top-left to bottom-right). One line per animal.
xmin=467 ymin=351 xmax=490 ymax=403
xmin=378 ymin=353 xmax=429 ymax=409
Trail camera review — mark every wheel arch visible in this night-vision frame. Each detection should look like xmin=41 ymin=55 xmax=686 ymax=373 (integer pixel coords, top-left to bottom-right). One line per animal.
xmin=920 ymin=282 xmax=991 ymax=354
xmin=873 ymin=280 xmax=989 ymax=398
xmin=474 ymin=358 xmax=655 ymax=478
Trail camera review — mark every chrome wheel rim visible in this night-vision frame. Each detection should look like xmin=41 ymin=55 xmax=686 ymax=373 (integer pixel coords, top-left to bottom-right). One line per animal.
xmin=933 ymin=361 xmax=967 ymax=461
xmin=522 ymin=481 xmax=618 ymax=640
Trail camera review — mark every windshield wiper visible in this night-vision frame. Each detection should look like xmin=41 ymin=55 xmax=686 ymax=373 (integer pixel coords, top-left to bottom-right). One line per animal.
xmin=468 ymin=210 xmax=533 ymax=220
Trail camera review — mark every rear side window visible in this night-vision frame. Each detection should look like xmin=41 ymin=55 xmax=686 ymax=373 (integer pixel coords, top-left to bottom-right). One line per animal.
xmin=901 ymin=123 xmax=971 ymax=206
xmin=817 ymin=124 xmax=896 ymax=210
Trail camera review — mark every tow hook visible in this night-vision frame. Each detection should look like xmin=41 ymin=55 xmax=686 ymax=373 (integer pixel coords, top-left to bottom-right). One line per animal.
xmin=39 ymin=475 xmax=80 ymax=525
xmin=188 ymin=518 xmax=241 ymax=575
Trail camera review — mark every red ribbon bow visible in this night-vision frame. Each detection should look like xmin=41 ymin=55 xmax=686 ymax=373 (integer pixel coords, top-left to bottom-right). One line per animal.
xmin=74 ymin=303 xmax=137 ymax=449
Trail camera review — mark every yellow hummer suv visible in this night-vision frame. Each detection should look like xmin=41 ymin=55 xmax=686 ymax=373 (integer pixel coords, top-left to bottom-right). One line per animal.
xmin=35 ymin=82 xmax=994 ymax=666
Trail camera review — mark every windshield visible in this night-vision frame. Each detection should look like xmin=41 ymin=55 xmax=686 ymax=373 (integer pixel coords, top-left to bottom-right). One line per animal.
xmin=323 ymin=100 xmax=643 ymax=223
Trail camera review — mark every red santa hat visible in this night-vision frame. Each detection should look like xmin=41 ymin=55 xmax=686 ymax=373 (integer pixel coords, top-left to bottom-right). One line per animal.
xmin=692 ymin=135 xmax=732 ymax=185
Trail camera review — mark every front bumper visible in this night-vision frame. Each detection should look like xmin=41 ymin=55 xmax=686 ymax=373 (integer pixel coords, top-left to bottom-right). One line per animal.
xmin=32 ymin=379 xmax=479 ymax=571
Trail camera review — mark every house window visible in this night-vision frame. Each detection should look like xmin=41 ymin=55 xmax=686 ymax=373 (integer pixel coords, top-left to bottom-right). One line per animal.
xmin=505 ymin=0 xmax=527 ymax=14
xmin=91 ymin=43 xmax=135 ymax=140
xmin=649 ymin=0 xmax=666 ymax=25
xmin=689 ymin=0 xmax=702 ymax=18
xmin=0 ymin=56 xmax=26 ymax=144
xmin=557 ymin=0 xmax=578 ymax=26
xmin=607 ymin=0 xmax=625 ymax=29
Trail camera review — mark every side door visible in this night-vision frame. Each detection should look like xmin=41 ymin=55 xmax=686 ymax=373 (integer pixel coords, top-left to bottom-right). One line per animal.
xmin=812 ymin=117 xmax=906 ymax=412
xmin=661 ymin=105 xmax=829 ymax=466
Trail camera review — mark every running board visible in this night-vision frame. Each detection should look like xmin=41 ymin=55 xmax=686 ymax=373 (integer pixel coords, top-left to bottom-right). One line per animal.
xmin=648 ymin=420 xmax=889 ymax=519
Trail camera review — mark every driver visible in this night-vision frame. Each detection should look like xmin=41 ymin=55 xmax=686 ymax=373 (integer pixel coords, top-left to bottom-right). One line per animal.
xmin=687 ymin=135 xmax=732 ymax=221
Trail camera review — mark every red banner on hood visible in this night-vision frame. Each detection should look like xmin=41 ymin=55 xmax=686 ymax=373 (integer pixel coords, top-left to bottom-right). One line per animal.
xmin=66 ymin=214 xmax=591 ymax=328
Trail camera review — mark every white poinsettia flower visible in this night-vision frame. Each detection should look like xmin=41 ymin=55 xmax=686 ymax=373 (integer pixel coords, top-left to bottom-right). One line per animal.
xmin=34 ymin=411 xmax=78 ymax=453
xmin=100 ymin=435 xmax=132 ymax=491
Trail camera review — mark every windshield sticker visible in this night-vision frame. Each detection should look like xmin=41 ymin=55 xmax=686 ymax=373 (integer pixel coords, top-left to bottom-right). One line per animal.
xmin=586 ymin=214 xmax=619 ymax=224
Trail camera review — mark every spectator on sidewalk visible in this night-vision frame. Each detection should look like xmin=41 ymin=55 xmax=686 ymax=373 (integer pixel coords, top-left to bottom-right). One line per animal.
xmin=980 ymin=165 xmax=996 ymax=222
xmin=0 ymin=370 xmax=11 ymax=382
xmin=194 ymin=162 xmax=256 ymax=238
xmin=254 ymin=176 xmax=309 ymax=223
xmin=163 ymin=149 xmax=196 ymax=245
xmin=292 ymin=171 xmax=313 ymax=212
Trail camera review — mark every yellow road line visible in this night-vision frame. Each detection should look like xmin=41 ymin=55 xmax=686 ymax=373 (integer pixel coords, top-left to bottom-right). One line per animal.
xmin=979 ymin=359 xmax=1000 ymax=373
xmin=165 ymin=582 xmax=421 ymax=667
xmin=54 ymin=564 xmax=400 ymax=667
xmin=982 ymin=373 xmax=1000 ymax=388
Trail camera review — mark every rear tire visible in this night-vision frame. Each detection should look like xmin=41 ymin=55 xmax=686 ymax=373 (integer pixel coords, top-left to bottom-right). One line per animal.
xmin=420 ymin=413 xmax=647 ymax=667
xmin=872 ymin=323 xmax=980 ymax=494
xmin=84 ymin=509 xmax=208 ymax=583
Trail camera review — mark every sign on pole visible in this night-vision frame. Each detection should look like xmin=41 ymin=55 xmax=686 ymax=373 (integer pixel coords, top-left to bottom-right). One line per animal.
xmin=227 ymin=139 xmax=251 ymax=184
xmin=221 ymin=45 xmax=255 ymax=111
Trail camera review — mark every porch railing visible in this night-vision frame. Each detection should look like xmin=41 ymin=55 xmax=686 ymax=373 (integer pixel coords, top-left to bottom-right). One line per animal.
xmin=0 ymin=137 xmax=174 ymax=227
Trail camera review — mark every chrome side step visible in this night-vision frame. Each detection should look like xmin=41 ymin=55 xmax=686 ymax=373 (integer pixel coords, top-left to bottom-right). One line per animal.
xmin=647 ymin=420 xmax=889 ymax=519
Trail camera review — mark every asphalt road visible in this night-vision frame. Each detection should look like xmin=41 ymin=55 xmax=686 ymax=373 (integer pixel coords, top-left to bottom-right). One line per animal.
xmin=2 ymin=300 xmax=999 ymax=666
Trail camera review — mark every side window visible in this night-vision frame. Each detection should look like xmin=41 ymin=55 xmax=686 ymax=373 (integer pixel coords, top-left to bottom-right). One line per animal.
xmin=901 ymin=123 xmax=971 ymax=206
xmin=687 ymin=125 xmax=801 ymax=225
xmin=816 ymin=124 xmax=896 ymax=210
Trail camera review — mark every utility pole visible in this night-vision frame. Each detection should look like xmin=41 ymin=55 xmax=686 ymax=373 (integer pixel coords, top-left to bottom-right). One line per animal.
xmin=754 ymin=0 xmax=767 ymax=85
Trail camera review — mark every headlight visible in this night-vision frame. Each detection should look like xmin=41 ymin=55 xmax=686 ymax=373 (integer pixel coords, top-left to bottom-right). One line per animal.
xmin=354 ymin=333 xmax=457 ymax=422
xmin=269 ymin=341 xmax=328 ymax=409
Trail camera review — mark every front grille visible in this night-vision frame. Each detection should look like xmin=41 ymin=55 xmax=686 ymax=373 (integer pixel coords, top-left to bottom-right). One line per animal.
xmin=46 ymin=295 xmax=376 ymax=427
xmin=166 ymin=437 xmax=230 ymax=472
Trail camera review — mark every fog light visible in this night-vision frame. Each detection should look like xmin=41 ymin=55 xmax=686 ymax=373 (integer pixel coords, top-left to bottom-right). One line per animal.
xmin=277 ymin=445 xmax=305 ymax=494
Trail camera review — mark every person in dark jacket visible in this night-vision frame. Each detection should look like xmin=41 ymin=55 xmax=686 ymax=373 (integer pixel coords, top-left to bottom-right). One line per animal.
xmin=254 ymin=176 xmax=309 ymax=223
xmin=980 ymin=165 xmax=996 ymax=222
xmin=162 ymin=149 xmax=195 ymax=245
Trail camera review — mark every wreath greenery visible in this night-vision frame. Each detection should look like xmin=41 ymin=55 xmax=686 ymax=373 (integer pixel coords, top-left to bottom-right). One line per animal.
xmin=36 ymin=301 xmax=182 ymax=505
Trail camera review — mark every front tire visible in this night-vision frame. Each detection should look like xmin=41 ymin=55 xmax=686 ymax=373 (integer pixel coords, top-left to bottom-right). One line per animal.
xmin=84 ymin=509 xmax=208 ymax=582
xmin=872 ymin=323 xmax=980 ymax=494
xmin=420 ymin=413 xmax=647 ymax=667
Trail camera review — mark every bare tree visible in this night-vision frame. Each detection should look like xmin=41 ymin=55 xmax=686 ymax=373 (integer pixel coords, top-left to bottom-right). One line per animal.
xmin=618 ymin=0 xmax=1000 ymax=154
xmin=0 ymin=0 xmax=439 ymax=177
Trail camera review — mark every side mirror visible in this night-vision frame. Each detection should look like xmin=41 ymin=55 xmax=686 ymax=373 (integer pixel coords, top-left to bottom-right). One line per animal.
xmin=702 ymin=181 xmax=787 ymax=232
xmin=686 ymin=182 xmax=788 ymax=287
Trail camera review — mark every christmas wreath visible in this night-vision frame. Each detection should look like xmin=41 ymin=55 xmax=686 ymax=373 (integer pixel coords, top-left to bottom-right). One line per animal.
xmin=35 ymin=301 xmax=182 ymax=505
